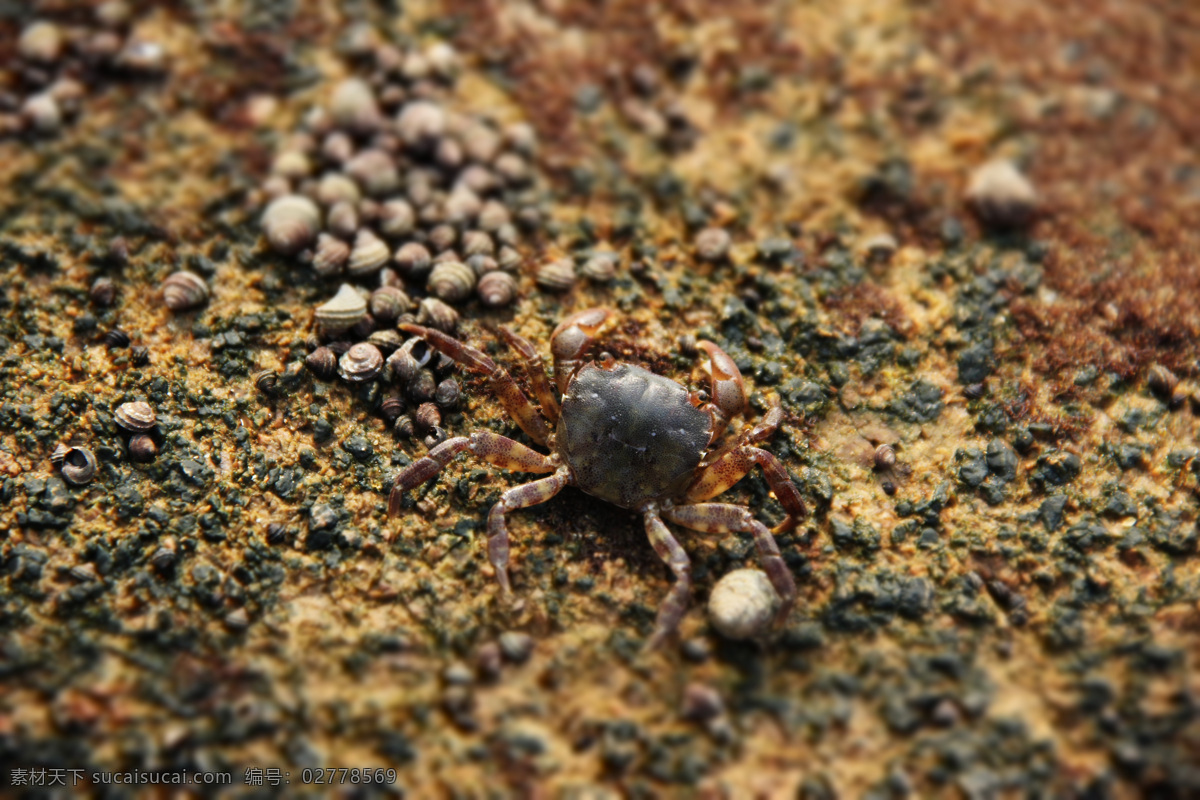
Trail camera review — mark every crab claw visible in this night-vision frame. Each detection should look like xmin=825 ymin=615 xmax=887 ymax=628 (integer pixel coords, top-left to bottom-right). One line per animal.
xmin=550 ymin=307 xmax=615 ymax=393
xmin=696 ymin=340 xmax=746 ymax=445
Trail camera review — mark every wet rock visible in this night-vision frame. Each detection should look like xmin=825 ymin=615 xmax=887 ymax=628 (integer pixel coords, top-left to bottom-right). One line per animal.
xmin=1040 ymin=495 xmax=1069 ymax=532
xmin=342 ymin=434 xmax=374 ymax=462
xmin=986 ymin=438 xmax=1019 ymax=483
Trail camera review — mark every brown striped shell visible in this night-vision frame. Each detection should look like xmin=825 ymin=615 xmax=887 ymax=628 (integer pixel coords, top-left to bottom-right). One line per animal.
xmin=369 ymin=286 xmax=411 ymax=323
xmin=60 ymin=446 xmax=98 ymax=486
xmin=311 ymin=233 xmax=350 ymax=277
xmin=536 ymin=258 xmax=576 ymax=292
xmin=315 ymin=172 xmax=361 ymax=207
xmin=394 ymin=242 xmax=432 ymax=277
xmin=477 ymin=270 xmax=519 ymax=308
xmin=378 ymin=199 xmax=416 ymax=238
xmin=262 ymin=194 xmax=321 ymax=254
xmin=314 ymin=283 xmax=368 ymax=333
xmin=428 ymin=260 xmax=476 ymax=303
xmin=396 ymin=100 xmax=446 ymax=148
xmin=161 ymin=270 xmax=209 ymax=311
xmin=343 ymin=148 xmax=400 ymax=196
xmin=114 ymin=400 xmax=156 ymax=432
xmin=581 ymin=252 xmax=619 ymax=283
xmin=329 ymin=77 xmax=382 ymax=133
xmin=326 ymin=201 xmax=359 ymax=239
xmin=128 ymin=434 xmax=158 ymax=463
xmin=305 ymin=347 xmax=338 ymax=380
xmin=416 ymin=297 xmax=458 ymax=332
xmin=347 ymin=229 xmax=391 ymax=277
xmin=338 ymin=342 xmax=384 ymax=383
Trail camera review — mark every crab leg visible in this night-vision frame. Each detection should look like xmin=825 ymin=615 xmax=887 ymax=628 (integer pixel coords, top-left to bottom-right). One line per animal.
xmin=550 ymin=308 xmax=615 ymax=393
xmin=399 ymin=323 xmax=551 ymax=446
xmin=487 ymin=467 xmax=572 ymax=596
xmin=499 ymin=327 xmax=561 ymax=425
xmin=388 ymin=432 xmax=557 ymax=516
xmin=643 ymin=508 xmax=693 ymax=650
xmin=663 ymin=503 xmax=795 ymax=625
xmin=684 ymin=445 xmax=806 ymax=532
xmin=696 ymin=341 xmax=746 ymax=445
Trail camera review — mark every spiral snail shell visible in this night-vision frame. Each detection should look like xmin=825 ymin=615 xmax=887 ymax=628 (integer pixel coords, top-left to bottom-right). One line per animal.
xmin=477 ymin=270 xmax=519 ymax=308
xmin=329 ymin=77 xmax=382 ymax=133
xmin=262 ymin=194 xmax=321 ymax=254
xmin=311 ymin=233 xmax=350 ymax=277
xmin=581 ymin=251 xmax=619 ymax=283
xmin=60 ymin=446 xmax=98 ymax=486
xmin=428 ymin=260 xmax=476 ymax=303
xmin=339 ymin=342 xmax=384 ymax=383
xmin=536 ymin=258 xmax=576 ymax=292
xmin=343 ymin=148 xmax=400 ymax=197
xmin=314 ymin=283 xmax=368 ymax=333
xmin=114 ymin=400 xmax=156 ymax=432
xmin=394 ymin=242 xmax=432 ymax=277
xmin=377 ymin=199 xmax=416 ymax=239
xmin=369 ymin=286 xmax=411 ymax=323
xmin=161 ymin=270 xmax=209 ymax=312
xmin=305 ymin=346 xmax=338 ymax=380
xmin=347 ymin=229 xmax=391 ymax=277
xmin=416 ymin=297 xmax=458 ymax=333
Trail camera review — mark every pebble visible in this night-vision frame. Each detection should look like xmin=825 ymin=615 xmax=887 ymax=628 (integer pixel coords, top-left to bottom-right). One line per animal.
xmin=708 ymin=569 xmax=780 ymax=640
xmin=966 ymin=159 xmax=1037 ymax=229
xmin=680 ymin=683 xmax=724 ymax=722
xmin=498 ymin=631 xmax=534 ymax=663
xmin=694 ymin=227 xmax=732 ymax=262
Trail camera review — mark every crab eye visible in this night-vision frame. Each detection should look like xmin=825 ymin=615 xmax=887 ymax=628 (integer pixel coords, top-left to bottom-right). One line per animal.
xmin=598 ymin=352 xmax=615 ymax=368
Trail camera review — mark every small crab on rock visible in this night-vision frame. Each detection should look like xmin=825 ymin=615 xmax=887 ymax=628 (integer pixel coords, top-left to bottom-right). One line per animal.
xmin=389 ymin=308 xmax=806 ymax=648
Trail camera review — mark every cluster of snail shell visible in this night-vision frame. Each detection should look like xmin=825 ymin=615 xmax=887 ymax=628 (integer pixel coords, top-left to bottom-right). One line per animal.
xmin=7 ymin=9 xmax=167 ymax=137
xmin=258 ymin=37 xmax=548 ymax=329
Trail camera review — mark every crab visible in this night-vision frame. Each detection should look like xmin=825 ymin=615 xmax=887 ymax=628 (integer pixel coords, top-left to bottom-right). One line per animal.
xmin=389 ymin=308 xmax=806 ymax=647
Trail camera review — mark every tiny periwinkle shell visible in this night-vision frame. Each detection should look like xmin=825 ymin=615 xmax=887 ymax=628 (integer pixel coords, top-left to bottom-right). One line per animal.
xmin=311 ymin=233 xmax=350 ymax=277
xmin=416 ymin=297 xmax=458 ymax=333
xmin=394 ymin=242 xmax=432 ymax=277
xmin=369 ymin=286 xmax=411 ymax=323
xmin=477 ymin=270 xmax=518 ymax=308
xmin=19 ymin=21 xmax=64 ymax=63
xmin=305 ymin=347 xmax=338 ymax=380
xmin=535 ymin=258 xmax=576 ymax=292
xmin=707 ymin=569 xmax=780 ymax=641
xmin=161 ymin=270 xmax=209 ymax=312
xmin=128 ymin=434 xmax=158 ymax=463
xmin=694 ymin=227 xmax=732 ymax=262
xmin=434 ymin=378 xmax=460 ymax=409
xmin=51 ymin=443 xmax=70 ymax=467
xmin=314 ymin=283 xmax=368 ymax=333
xmin=343 ymin=148 xmax=400 ymax=196
xmin=326 ymin=201 xmax=359 ymax=239
xmin=262 ymin=194 xmax=321 ymax=254
xmin=428 ymin=260 xmax=476 ymax=303
xmin=347 ymin=229 xmax=391 ymax=277
xmin=396 ymin=100 xmax=446 ymax=148
xmin=378 ymin=199 xmax=416 ymax=238
xmin=60 ymin=446 xmax=98 ymax=486
xmin=329 ymin=77 xmax=382 ymax=133
xmin=90 ymin=276 xmax=117 ymax=307
xmin=581 ymin=251 xmax=619 ymax=283
xmin=114 ymin=401 xmax=156 ymax=432
xmin=339 ymin=342 xmax=384 ymax=383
